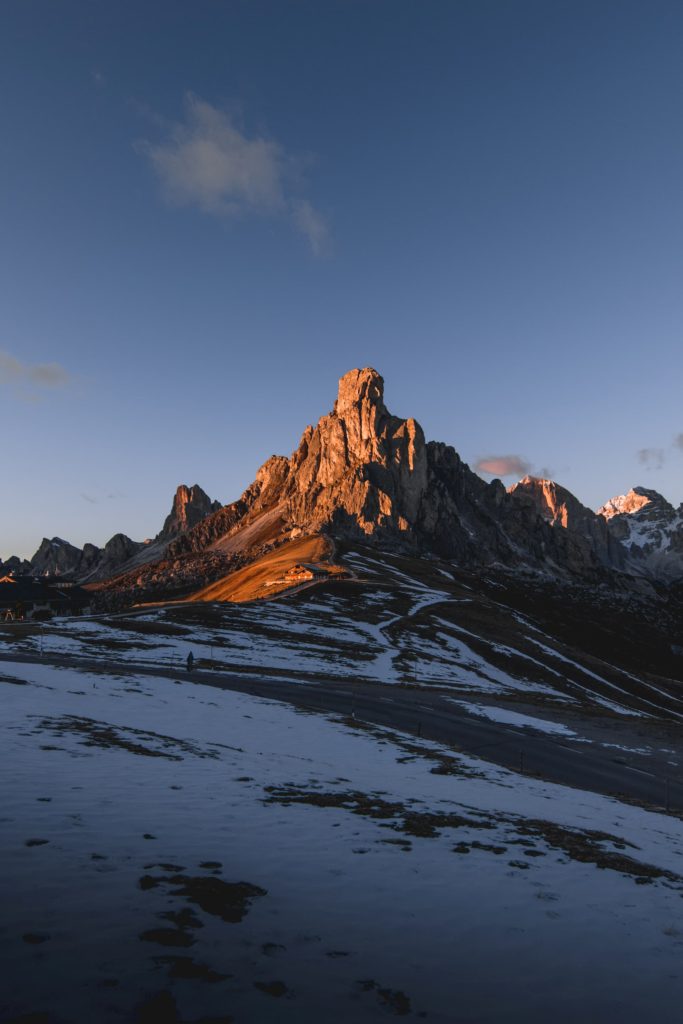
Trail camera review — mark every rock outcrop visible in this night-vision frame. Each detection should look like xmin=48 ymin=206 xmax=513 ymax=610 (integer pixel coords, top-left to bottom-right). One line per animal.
xmin=158 ymin=484 xmax=221 ymax=541
xmin=30 ymin=537 xmax=91 ymax=577
xmin=509 ymin=476 xmax=625 ymax=570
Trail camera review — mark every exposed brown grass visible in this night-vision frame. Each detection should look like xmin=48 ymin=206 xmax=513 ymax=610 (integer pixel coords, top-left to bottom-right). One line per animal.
xmin=187 ymin=534 xmax=345 ymax=604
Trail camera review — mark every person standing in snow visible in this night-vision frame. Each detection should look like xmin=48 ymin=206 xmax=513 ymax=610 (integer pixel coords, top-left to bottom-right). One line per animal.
xmin=186 ymin=651 xmax=194 ymax=672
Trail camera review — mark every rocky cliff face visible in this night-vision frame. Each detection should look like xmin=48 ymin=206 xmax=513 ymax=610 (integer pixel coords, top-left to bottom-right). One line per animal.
xmin=597 ymin=487 xmax=683 ymax=580
xmin=30 ymin=538 xmax=91 ymax=577
xmin=509 ymin=476 xmax=625 ymax=570
xmin=158 ymin=484 xmax=221 ymax=541
xmin=171 ymin=367 xmax=623 ymax=579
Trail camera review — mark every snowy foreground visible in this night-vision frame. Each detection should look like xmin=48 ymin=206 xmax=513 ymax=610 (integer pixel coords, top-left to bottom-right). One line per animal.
xmin=2 ymin=660 xmax=683 ymax=1023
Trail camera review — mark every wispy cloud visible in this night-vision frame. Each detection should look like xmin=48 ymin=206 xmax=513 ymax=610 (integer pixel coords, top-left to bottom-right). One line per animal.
xmin=81 ymin=490 xmax=123 ymax=505
xmin=674 ymin=433 xmax=683 ymax=452
xmin=474 ymin=454 xmax=532 ymax=478
xmin=637 ymin=447 xmax=665 ymax=471
xmin=0 ymin=351 xmax=71 ymax=401
xmin=138 ymin=94 xmax=329 ymax=254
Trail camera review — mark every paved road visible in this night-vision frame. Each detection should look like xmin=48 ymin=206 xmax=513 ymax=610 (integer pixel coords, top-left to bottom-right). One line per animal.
xmin=3 ymin=649 xmax=683 ymax=815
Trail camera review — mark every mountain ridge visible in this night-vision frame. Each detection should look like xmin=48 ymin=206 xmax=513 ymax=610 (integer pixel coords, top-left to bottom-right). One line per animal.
xmin=3 ymin=483 xmax=221 ymax=582
xmin=4 ymin=368 xmax=683 ymax=598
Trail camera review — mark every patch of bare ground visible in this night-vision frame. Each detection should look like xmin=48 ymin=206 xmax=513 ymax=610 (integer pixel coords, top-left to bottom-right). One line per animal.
xmin=356 ymin=979 xmax=413 ymax=1016
xmin=134 ymin=988 xmax=234 ymax=1023
xmin=154 ymin=956 xmax=230 ymax=983
xmin=254 ymin=980 xmax=291 ymax=998
xmin=263 ymin=778 xmax=682 ymax=886
xmin=262 ymin=786 xmax=494 ymax=838
xmin=0 ymin=623 xmax=43 ymax=643
xmin=139 ymin=871 xmax=267 ymax=923
xmin=0 ymin=673 xmax=28 ymax=685
xmin=31 ymin=715 xmax=220 ymax=761
xmin=511 ymin=819 xmax=682 ymax=884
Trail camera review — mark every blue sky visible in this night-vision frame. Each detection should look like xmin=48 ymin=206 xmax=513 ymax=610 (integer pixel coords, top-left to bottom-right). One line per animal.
xmin=2 ymin=0 xmax=683 ymax=559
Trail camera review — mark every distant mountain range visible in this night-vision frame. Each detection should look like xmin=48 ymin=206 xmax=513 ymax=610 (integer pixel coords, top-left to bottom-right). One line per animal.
xmin=4 ymin=367 xmax=682 ymax=602
xmin=2 ymin=483 xmax=220 ymax=583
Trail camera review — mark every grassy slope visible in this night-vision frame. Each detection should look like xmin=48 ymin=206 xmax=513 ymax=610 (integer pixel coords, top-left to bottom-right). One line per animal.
xmin=187 ymin=534 xmax=340 ymax=603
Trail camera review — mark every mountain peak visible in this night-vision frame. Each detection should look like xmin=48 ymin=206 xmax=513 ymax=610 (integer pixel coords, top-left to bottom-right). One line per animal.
xmin=335 ymin=367 xmax=384 ymax=415
xmin=508 ymin=477 xmax=576 ymax=526
xmin=597 ymin=487 xmax=673 ymax=521
xmin=159 ymin=484 xmax=221 ymax=540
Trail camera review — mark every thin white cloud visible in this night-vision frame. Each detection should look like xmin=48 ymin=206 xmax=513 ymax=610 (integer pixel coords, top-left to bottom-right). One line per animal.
xmin=0 ymin=350 xmax=70 ymax=400
xmin=138 ymin=94 xmax=328 ymax=254
xmin=475 ymin=454 xmax=532 ymax=478
xmin=290 ymin=199 xmax=328 ymax=257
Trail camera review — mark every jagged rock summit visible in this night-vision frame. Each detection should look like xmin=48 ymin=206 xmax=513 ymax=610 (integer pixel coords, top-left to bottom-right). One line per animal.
xmin=169 ymin=366 xmax=430 ymax=555
xmin=9 ymin=368 xmax=683 ymax=598
xmin=281 ymin=366 xmax=428 ymax=537
xmin=170 ymin=367 xmax=630 ymax=578
xmin=159 ymin=484 xmax=221 ymax=541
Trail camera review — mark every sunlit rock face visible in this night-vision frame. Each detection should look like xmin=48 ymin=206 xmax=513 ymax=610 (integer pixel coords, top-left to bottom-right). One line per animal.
xmin=283 ymin=367 xmax=429 ymax=537
xmin=159 ymin=484 xmax=221 ymax=541
xmin=597 ymin=487 xmax=683 ymax=580
xmin=597 ymin=487 xmax=667 ymax=521
xmin=509 ymin=476 xmax=625 ymax=570
xmin=170 ymin=367 xmax=624 ymax=576
xmin=77 ymin=368 xmax=679 ymax=585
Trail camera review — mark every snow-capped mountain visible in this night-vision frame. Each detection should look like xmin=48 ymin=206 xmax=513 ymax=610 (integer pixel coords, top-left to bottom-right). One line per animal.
xmin=597 ymin=487 xmax=683 ymax=580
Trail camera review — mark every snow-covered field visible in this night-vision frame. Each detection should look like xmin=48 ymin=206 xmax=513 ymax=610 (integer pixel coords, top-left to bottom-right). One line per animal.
xmin=2 ymin=659 xmax=683 ymax=1022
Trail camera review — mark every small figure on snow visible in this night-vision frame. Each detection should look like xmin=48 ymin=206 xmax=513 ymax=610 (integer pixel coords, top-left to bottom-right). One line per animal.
xmin=186 ymin=651 xmax=194 ymax=672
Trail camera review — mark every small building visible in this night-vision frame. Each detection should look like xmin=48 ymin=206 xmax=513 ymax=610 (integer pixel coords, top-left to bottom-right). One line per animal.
xmin=0 ymin=577 xmax=91 ymax=621
xmin=283 ymin=563 xmax=328 ymax=584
